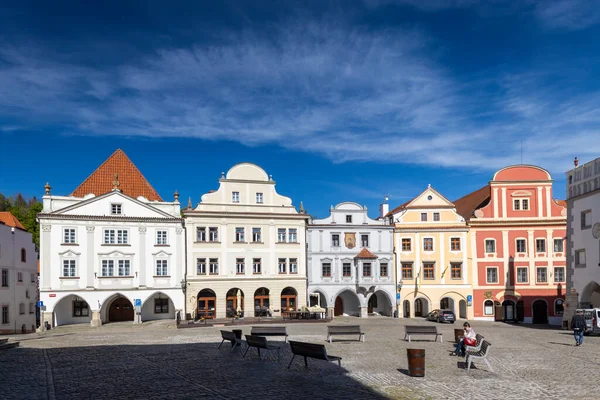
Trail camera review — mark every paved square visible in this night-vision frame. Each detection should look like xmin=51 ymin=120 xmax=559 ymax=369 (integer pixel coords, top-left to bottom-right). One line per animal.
xmin=1 ymin=318 xmax=598 ymax=399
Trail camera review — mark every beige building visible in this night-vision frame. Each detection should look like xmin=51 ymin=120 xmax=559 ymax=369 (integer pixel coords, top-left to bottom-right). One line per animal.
xmin=183 ymin=163 xmax=308 ymax=319
xmin=387 ymin=185 xmax=473 ymax=320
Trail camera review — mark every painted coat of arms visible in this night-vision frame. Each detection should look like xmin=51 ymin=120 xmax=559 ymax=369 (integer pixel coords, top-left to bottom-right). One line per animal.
xmin=344 ymin=233 xmax=356 ymax=249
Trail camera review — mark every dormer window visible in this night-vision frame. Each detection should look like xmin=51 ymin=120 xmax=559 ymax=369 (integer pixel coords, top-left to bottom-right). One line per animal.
xmin=111 ymin=204 xmax=122 ymax=215
xmin=346 ymin=215 xmax=352 ymax=223
xmin=232 ymin=192 xmax=240 ymax=203
xmin=256 ymin=193 xmax=263 ymax=204
xmin=513 ymin=199 xmax=529 ymax=211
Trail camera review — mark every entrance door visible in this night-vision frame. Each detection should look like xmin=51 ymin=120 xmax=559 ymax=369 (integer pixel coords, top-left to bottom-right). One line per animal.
xmin=415 ymin=299 xmax=423 ymax=317
xmin=281 ymin=296 xmax=296 ymax=311
xmin=532 ymin=300 xmax=548 ymax=324
xmin=367 ymin=294 xmax=377 ymax=313
xmin=516 ymin=300 xmax=525 ymax=321
xmin=198 ymin=298 xmax=216 ymax=319
xmin=403 ymin=300 xmax=410 ymax=318
xmin=108 ymin=296 xmax=134 ymax=322
xmin=334 ymin=297 xmax=344 ymax=316
xmin=503 ymin=301 xmax=515 ymax=321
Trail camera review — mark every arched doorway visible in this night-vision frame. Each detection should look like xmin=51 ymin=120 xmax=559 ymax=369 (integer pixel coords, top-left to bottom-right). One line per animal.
xmin=226 ymin=288 xmax=244 ymax=317
xmin=458 ymin=300 xmax=467 ymax=319
xmin=141 ymin=292 xmax=175 ymax=322
xmin=334 ymin=290 xmax=360 ymax=317
xmin=580 ymin=281 xmax=600 ymax=308
xmin=403 ymin=300 xmax=410 ymax=318
xmin=415 ymin=298 xmax=429 ymax=317
xmin=440 ymin=297 xmax=455 ymax=313
xmin=197 ymin=289 xmax=216 ymax=319
xmin=502 ymin=300 xmax=515 ymax=321
xmin=52 ymin=294 xmax=91 ymax=326
xmin=335 ymin=297 xmax=344 ymax=316
xmin=516 ymin=300 xmax=525 ymax=321
xmin=254 ymin=287 xmax=270 ymax=316
xmin=309 ymin=291 xmax=327 ymax=308
xmin=281 ymin=287 xmax=297 ymax=312
xmin=109 ymin=295 xmax=134 ymax=322
xmin=532 ymin=300 xmax=548 ymax=324
xmin=368 ymin=291 xmax=392 ymax=316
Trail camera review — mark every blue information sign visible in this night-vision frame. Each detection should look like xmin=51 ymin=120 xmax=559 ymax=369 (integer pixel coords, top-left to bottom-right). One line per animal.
xmin=37 ymin=301 xmax=44 ymax=307
xmin=396 ymin=293 xmax=401 ymax=300
xmin=467 ymin=295 xmax=472 ymax=302
xmin=134 ymin=299 xmax=142 ymax=307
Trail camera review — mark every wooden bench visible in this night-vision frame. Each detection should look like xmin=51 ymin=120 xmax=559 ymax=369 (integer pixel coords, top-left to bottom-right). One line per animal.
xmin=404 ymin=325 xmax=443 ymax=342
xmin=327 ymin=325 xmax=365 ymax=343
xmin=466 ymin=340 xmax=493 ymax=372
xmin=464 ymin=334 xmax=485 ymax=353
xmin=243 ymin=335 xmax=281 ymax=360
xmin=250 ymin=326 xmax=288 ymax=342
xmin=218 ymin=330 xmax=242 ymax=352
xmin=288 ymin=341 xmax=342 ymax=375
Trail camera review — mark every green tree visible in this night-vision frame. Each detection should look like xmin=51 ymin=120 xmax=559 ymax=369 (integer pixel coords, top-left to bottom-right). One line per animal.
xmin=0 ymin=192 xmax=42 ymax=252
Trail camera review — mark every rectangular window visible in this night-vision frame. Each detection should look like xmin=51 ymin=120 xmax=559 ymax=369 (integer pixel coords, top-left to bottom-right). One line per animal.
xmin=423 ymin=262 xmax=435 ymax=279
xmin=380 ymin=263 xmax=388 ymax=277
xmin=111 ymin=203 xmax=122 ymax=215
xmin=516 ymin=239 xmax=526 ymax=253
xmin=29 ymin=303 xmax=34 ymax=314
xmin=209 ymin=258 xmax=219 ymax=275
xmin=288 ymin=228 xmax=297 ymax=243
xmin=232 ymin=191 xmax=240 ymax=203
xmin=235 ymin=227 xmax=245 ymax=242
xmin=102 ymin=260 xmax=114 ymax=276
xmin=17 ymin=272 xmax=23 ymax=282
xmin=361 ymin=234 xmax=369 ymax=247
xmin=1 ymin=306 xmax=8 ymax=324
xmin=362 ymin=263 xmax=372 ymax=277
xmin=331 ymin=234 xmax=340 ymax=247
xmin=278 ymin=258 xmax=287 ymax=274
xmin=513 ymin=199 xmax=520 ymax=210
xmin=402 ymin=262 xmax=413 ymax=279
xmin=581 ymin=210 xmax=592 ymax=229
xmin=450 ymin=262 xmax=462 ymax=279
xmin=73 ymin=301 xmax=89 ymax=317
xmin=1 ymin=270 xmax=7 ymax=287
xmin=486 ymin=267 xmax=498 ymax=284
xmin=103 ymin=229 xmax=128 ymax=244
xmin=484 ymin=301 xmax=494 ymax=315
xmin=401 ymin=238 xmax=411 ymax=251
xmin=423 ymin=238 xmax=433 ymax=251
xmin=156 ymin=230 xmax=167 ymax=245
xmin=25 ymin=289 xmax=29 ymax=299
xmin=209 ymin=227 xmax=219 ymax=242
xmin=236 ymin=258 xmax=245 ymax=274
xmin=30 ymin=273 xmax=35 ymax=283
xmin=554 ymin=267 xmax=565 ymax=283
xmin=575 ymin=249 xmax=586 ymax=266
xmin=421 ymin=213 xmax=427 ymax=222
xmin=433 ymin=212 xmax=440 ymax=221
xmin=256 ymin=193 xmax=263 ymax=203
xmin=118 ymin=260 xmax=130 ymax=276
xmin=117 ymin=230 xmax=128 ymax=244
xmin=553 ymin=238 xmax=564 ymax=253
xmin=536 ymin=239 xmax=546 ymax=253
xmin=252 ymin=227 xmax=262 ymax=242
xmin=522 ymin=199 xmax=529 ymax=210
xmin=278 ymin=228 xmax=287 ymax=243
xmin=19 ymin=303 xmax=25 ymax=315
xmin=154 ymin=298 xmax=169 ymax=314
xmin=197 ymin=258 xmax=206 ymax=275
xmin=156 ymin=260 xmax=168 ymax=276
xmin=485 ymin=239 xmax=496 ymax=253
xmin=517 ymin=267 xmax=528 ymax=283
xmin=62 ymin=260 xmax=76 ymax=277
xmin=536 ymin=267 xmax=547 ymax=283
xmin=63 ymin=228 xmax=76 ymax=244
xmin=289 ymin=258 xmax=298 ymax=274
xmin=346 ymin=215 xmax=352 ymax=223
xmin=450 ymin=237 xmax=461 ymax=251
xmin=343 ymin=262 xmax=352 ymax=277
xmin=196 ymin=227 xmax=206 ymax=242
xmin=252 ymin=258 xmax=261 ymax=274
xmin=322 ymin=263 xmax=331 ymax=277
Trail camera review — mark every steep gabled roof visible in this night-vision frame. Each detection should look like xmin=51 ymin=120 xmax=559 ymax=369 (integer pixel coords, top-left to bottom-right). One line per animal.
xmin=453 ymin=186 xmax=490 ymax=221
xmin=355 ymin=247 xmax=378 ymax=259
xmin=0 ymin=212 xmax=26 ymax=230
xmin=71 ymin=149 xmax=163 ymax=201
xmin=385 ymin=198 xmax=414 ymax=218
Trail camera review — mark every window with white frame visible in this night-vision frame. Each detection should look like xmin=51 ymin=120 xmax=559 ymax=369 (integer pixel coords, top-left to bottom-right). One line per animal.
xmin=423 ymin=238 xmax=433 ymax=251
xmin=362 ymin=263 xmax=372 ymax=277
xmin=516 ymin=239 xmax=526 ymax=253
xmin=289 ymin=258 xmax=298 ymax=274
xmin=553 ymin=238 xmax=564 ymax=253
xmin=252 ymin=258 xmax=261 ymax=274
xmin=485 ymin=239 xmax=496 ymax=253
xmin=401 ymin=262 xmax=413 ymax=279
xmin=486 ymin=267 xmax=498 ymax=283
xmin=256 ymin=193 xmax=263 ymax=203
xmin=62 ymin=260 xmax=76 ymax=277
xmin=421 ymin=212 xmax=427 ymax=221
xmin=111 ymin=203 xmax=122 ymax=215
xmin=343 ymin=262 xmax=352 ymax=277
xmin=450 ymin=262 xmax=462 ymax=279
xmin=575 ymin=249 xmax=586 ymax=267
xmin=232 ymin=191 xmax=240 ymax=203
xmin=156 ymin=230 xmax=167 ymax=245
xmin=236 ymin=258 xmax=245 ymax=274
xmin=63 ymin=228 xmax=76 ymax=244
xmin=288 ymin=228 xmax=297 ymax=243
xmin=380 ymin=262 xmax=388 ymax=277
xmin=346 ymin=215 xmax=352 ymax=223
xmin=209 ymin=258 xmax=218 ymax=274
xmin=331 ymin=234 xmax=340 ymax=247
xmin=401 ymin=238 xmax=411 ymax=251
xmin=252 ymin=227 xmax=261 ymax=242
xmin=513 ymin=198 xmax=529 ymax=210
xmin=484 ymin=300 xmax=494 ymax=315
xmin=361 ymin=234 xmax=369 ymax=247
xmin=102 ymin=260 xmax=114 ymax=276
xmin=209 ymin=227 xmax=219 ymax=242
xmin=156 ymin=260 xmax=168 ymax=276
xmin=554 ymin=267 xmax=565 ymax=283
xmin=450 ymin=237 xmax=461 ymax=251
xmin=536 ymin=267 xmax=547 ymax=283
xmin=118 ymin=260 xmax=131 ymax=276
xmin=516 ymin=267 xmax=528 ymax=283
xmin=197 ymin=258 xmax=206 ymax=274
xmin=433 ymin=212 xmax=440 ymax=221
xmin=322 ymin=262 xmax=331 ymax=277
xmin=535 ymin=239 xmax=546 ymax=253
xmin=278 ymin=258 xmax=287 ymax=274
xmin=103 ymin=229 xmax=128 ymax=244
xmin=235 ymin=227 xmax=245 ymax=242
xmin=423 ymin=262 xmax=435 ymax=279
xmin=278 ymin=228 xmax=287 ymax=243
xmin=196 ymin=227 xmax=206 ymax=242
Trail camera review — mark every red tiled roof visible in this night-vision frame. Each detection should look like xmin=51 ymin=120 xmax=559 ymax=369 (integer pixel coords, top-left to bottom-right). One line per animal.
xmin=453 ymin=186 xmax=491 ymax=221
xmin=71 ymin=149 xmax=163 ymax=201
xmin=0 ymin=212 xmax=26 ymax=230
xmin=355 ymin=247 xmax=378 ymax=259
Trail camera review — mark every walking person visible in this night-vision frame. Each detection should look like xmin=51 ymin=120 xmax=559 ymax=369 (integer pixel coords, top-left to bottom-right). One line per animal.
xmin=450 ymin=322 xmax=476 ymax=356
xmin=571 ymin=310 xmax=586 ymax=346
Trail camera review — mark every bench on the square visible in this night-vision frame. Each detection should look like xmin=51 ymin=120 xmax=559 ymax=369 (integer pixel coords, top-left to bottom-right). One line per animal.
xmin=466 ymin=340 xmax=493 ymax=372
xmin=288 ymin=341 xmax=342 ymax=375
xmin=404 ymin=325 xmax=442 ymax=342
xmin=250 ymin=326 xmax=288 ymax=342
xmin=326 ymin=325 xmax=365 ymax=343
xmin=464 ymin=334 xmax=485 ymax=353
xmin=218 ymin=330 xmax=242 ymax=352
xmin=243 ymin=335 xmax=281 ymax=360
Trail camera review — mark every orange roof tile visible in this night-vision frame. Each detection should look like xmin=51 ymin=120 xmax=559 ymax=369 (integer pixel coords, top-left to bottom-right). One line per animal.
xmin=71 ymin=149 xmax=163 ymax=201
xmin=453 ymin=186 xmax=490 ymax=221
xmin=0 ymin=212 xmax=26 ymax=230
xmin=355 ymin=247 xmax=378 ymax=259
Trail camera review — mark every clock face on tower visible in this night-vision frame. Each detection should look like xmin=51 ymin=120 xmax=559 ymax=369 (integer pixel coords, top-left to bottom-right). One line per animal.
xmin=593 ymin=223 xmax=600 ymax=239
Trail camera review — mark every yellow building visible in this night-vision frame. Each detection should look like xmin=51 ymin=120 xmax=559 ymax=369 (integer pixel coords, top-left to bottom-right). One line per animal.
xmin=387 ymin=185 xmax=473 ymax=320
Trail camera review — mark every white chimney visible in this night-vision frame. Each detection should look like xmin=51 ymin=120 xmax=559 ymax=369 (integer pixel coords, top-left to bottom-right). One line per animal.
xmin=380 ymin=196 xmax=389 ymax=219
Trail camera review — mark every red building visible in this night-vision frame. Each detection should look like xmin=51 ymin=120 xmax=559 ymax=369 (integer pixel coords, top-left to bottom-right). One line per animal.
xmin=454 ymin=165 xmax=567 ymax=325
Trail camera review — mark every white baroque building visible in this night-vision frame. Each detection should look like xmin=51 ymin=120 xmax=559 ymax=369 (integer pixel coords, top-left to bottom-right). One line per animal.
xmin=38 ymin=149 xmax=185 ymax=328
xmin=307 ymin=202 xmax=395 ymax=318
xmin=0 ymin=213 xmax=38 ymax=334
xmin=564 ymin=156 xmax=600 ymax=325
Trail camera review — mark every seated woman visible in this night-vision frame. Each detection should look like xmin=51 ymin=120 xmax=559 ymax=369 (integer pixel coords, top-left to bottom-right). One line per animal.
xmin=451 ymin=322 xmax=476 ymax=357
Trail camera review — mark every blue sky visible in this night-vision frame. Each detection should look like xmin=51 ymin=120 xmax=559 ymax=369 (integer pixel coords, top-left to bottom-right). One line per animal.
xmin=1 ymin=0 xmax=599 ymax=218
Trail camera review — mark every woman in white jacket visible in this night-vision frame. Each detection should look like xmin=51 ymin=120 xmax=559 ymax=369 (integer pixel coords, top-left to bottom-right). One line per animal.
xmin=451 ymin=322 xmax=476 ymax=357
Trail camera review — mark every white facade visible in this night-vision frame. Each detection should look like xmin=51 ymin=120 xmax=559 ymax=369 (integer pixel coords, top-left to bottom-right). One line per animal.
xmin=0 ymin=222 xmax=38 ymax=334
xmin=565 ymin=157 xmax=600 ymax=321
xmin=38 ymin=189 xmax=184 ymax=328
xmin=307 ymin=202 xmax=395 ymax=318
xmin=183 ymin=163 xmax=308 ymax=320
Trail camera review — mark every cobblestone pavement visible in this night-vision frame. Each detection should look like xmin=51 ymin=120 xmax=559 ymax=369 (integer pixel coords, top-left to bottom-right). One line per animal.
xmin=1 ymin=317 xmax=599 ymax=399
